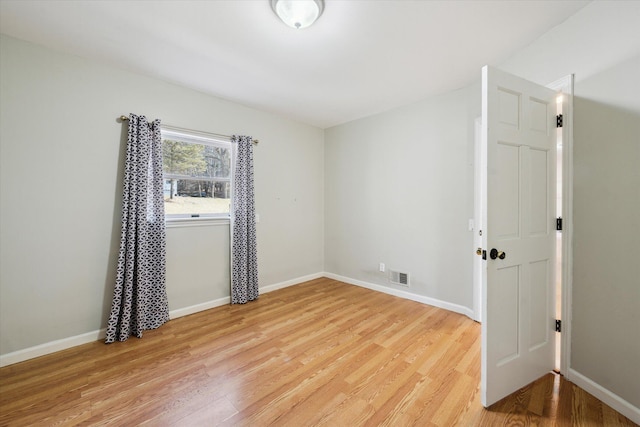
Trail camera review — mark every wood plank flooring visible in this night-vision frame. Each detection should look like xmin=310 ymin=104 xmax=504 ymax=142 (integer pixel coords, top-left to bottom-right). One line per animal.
xmin=0 ymin=278 xmax=636 ymax=426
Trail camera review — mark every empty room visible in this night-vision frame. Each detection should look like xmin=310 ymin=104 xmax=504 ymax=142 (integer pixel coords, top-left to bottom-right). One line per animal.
xmin=0 ymin=1 xmax=638 ymax=425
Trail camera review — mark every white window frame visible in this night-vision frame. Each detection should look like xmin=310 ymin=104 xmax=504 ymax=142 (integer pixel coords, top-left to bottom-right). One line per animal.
xmin=161 ymin=126 xmax=233 ymax=226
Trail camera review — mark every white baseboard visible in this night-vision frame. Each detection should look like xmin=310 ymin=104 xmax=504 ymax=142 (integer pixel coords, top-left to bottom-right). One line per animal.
xmin=0 ymin=272 xmax=325 ymax=368
xmin=569 ymin=369 xmax=640 ymax=424
xmin=169 ymin=296 xmax=230 ymax=319
xmin=171 ymin=272 xmax=325 ymax=317
xmin=323 ymin=272 xmax=475 ymax=319
xmin=260 ymin=272 xmax=324 ymax=294
xmin=0 ymin=328 xmax=107 ymax=368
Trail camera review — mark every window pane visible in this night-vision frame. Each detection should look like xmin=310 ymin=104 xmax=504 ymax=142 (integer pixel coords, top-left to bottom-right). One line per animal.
xmin=164 ymin=179 xmax=230 ymax=215
xmin=162 ymin=140 xmax=231 ymax=179
xmin=161 ymin=134 xmax=232 ymax=218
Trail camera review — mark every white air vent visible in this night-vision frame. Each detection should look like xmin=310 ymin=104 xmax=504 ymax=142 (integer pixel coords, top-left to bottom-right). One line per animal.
xmin=389 ymin=270 xmax=410 ymax=287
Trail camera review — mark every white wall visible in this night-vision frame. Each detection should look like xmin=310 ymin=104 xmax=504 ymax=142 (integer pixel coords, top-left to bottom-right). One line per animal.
xmin=324 ymin=84 xmax=479 ymax=311
xmin=0 ymin=35 xmax=324 ymax=357
xmin=571 ymin=55 xmax=640 ymax=409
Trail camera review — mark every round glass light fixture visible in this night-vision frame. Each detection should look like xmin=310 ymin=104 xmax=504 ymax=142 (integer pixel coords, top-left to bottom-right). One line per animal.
xmin=271 ymin=0 xmax=324 ymax=29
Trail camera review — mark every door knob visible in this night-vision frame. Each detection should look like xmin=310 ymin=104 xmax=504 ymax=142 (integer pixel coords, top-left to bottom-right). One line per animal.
xmin=489 ymin=248 xmax=506 ymax=260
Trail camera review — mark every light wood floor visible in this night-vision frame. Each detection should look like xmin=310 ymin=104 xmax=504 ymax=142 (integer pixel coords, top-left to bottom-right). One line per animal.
xmin=0 ymin=278 xmax=636 ymax=426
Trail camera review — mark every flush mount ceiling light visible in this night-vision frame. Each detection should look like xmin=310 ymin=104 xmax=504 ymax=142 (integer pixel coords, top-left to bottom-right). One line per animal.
xmin=271 ymin=0 xmax=324 ymax=29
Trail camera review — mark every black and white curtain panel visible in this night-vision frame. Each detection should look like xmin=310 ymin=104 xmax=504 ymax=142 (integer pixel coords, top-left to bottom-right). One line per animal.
xmin=105 ymin=114 xmax=170 ymax=343
xmin=231 ymin=135 xmax=259 ymax=304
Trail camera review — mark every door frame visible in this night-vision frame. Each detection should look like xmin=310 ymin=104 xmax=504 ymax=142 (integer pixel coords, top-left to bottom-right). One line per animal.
xmin=472 ymin=117 xmax=484 ymax=323
xmin=547 ymin=74 xmax=574 ymax=378
xmin=472 ymin=74 xmax=574 ymax=377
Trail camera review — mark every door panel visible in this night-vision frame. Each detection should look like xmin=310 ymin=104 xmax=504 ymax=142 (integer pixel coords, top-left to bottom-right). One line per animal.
xmin=530 ymin=149 xmax=549 ymax=236
xmin=529 ymin=259 xmax=549 ymax=350
xmin=491 ymin=265 xmax=520 ymax=364
xmin=529 ymin=97 xmax=550 ymax=133
xmin=498 ymin=88 xmax=520 ymax=128
xmin=481 ymin=66 xmax=556 ymax=407
xmin=495 ymin=143 xmax=520 ymax=239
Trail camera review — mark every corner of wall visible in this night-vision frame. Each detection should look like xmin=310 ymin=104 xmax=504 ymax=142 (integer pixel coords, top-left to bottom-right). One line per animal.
xmin=569 ymin=369 xmax=640 ymax=425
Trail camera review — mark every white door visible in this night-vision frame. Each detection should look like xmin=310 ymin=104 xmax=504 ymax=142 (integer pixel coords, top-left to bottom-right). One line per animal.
xmin=480 ymin=65 xmax=557 ymax=407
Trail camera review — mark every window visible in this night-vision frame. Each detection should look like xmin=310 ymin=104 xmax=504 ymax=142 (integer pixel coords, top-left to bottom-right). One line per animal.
xmin=161 ymin=127 xmax=232 ymax=221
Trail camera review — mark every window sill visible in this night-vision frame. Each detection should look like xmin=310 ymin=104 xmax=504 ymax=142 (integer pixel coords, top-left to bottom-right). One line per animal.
xmin=165 ymin=217 xmax=230 ymax=228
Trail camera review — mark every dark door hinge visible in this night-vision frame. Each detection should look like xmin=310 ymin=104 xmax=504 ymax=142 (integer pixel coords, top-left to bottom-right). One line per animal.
xmin=555 ymin=319 xmax=562 ymax=333
xmin=556 ymin=114 xmax=563 ymax=128
xmin=556 ymin=217 xmax=563 ymax=231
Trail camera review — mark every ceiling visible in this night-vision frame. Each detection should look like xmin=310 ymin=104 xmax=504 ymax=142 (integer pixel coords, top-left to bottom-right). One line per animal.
xmin=0 ymin=0 xmax=590 ymax=128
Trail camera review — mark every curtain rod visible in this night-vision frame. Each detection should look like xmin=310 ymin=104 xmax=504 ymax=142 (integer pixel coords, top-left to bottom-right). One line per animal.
xmin=119 ymin=115 xmax=259 ymax=144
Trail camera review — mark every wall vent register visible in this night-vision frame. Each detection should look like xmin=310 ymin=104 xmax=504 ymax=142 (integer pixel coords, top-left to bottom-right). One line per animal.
xmin=390 ymin=271 xmax=410 ymax=287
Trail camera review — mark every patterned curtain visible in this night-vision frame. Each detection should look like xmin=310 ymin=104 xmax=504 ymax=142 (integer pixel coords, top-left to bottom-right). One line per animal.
xmin=231 ymin=135 xmax=259 ymax=304
xmin=105 ymin=114 xmax=170 ymax=343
